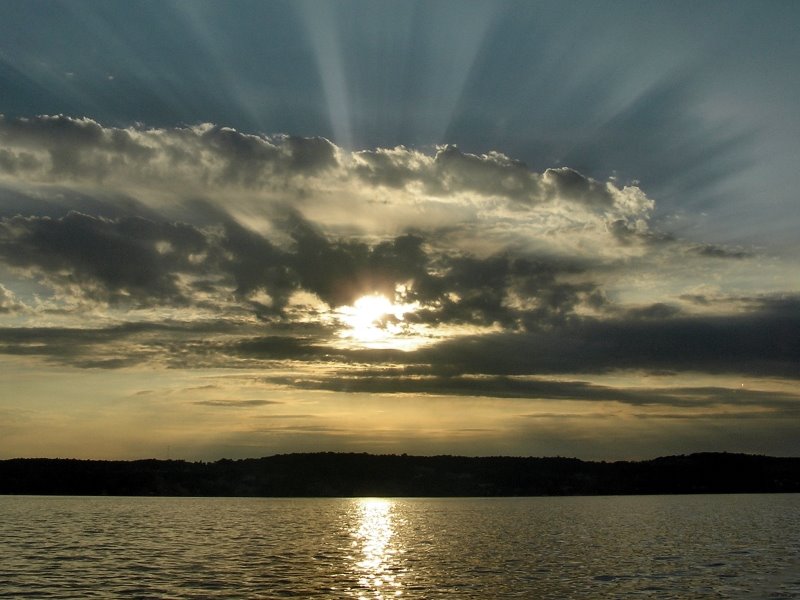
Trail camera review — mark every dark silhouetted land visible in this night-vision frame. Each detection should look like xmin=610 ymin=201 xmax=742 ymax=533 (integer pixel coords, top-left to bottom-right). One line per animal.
xmin=1 ymin=452 xmax=798 ymax=497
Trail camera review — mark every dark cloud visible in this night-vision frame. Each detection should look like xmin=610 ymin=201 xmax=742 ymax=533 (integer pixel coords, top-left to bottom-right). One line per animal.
xmin=268 ymin=372 xmax=800 ymax=412
xmin=69 ymin=356 xmax=144 ymax=369
xmin=416 ymin=300 xmax=800 ymax=379
xmin=278 ymin=134 xmax=339 ymax=172
xmin=194 ymin=126 xmax=282 ymax=187
xmin=354 ymin=144 xmax=545 ymax=203
xmin=354 ymin=147 xmax=420 ymax=188
xmin=0 ymin=115 xmax=153 ymax=179
xmin=0 ymin=321 xmax=235 ymax=368
xmin=233 ymin=336 xmax=331 ymax=361
xmin=2 ymin=119 xmax=638 ymax=324
xmin=691 ymin=243 xmax=751 ymax=260
xmin=215 ymin=212 xmax=293 ymax=311
xmin=0 ymin=204 xmax=443 ymax=314
xmin=0 ymin=284 xmax=23 ymax=313
xmin=0 ymin=289 xmax=797 ymax=395
xmin=0 ymin=147 xmax=40 ymax=175
xmin=0 ymin=324 xmax=151 ymax=367
xmin=0 ymin=183 xmax=167 ymax=221
xmin=430 ymin=145 xmax=541 ymax=202
xmin=290 ymin=221 xmax=434 ymax=308
xmin=0 ymin=199 xmax=795 ymax=383
xmin=2 ymin=114 xmax=107 ymax=148
xmin=680 ymin=294 xmax=711 ymax=306
xmin=354 ymin=145 xmax=617 ymax=207
xmin=189 ymin=207 xmax=438 ymax=311
xmin=625 ymin=303 xmax=682 ymax=320
xmin=408 ymin=254 xmax=595 ymax=329
xmin=192 ymin=399 xmax=282 ymax=407
xmin=608 ymin=218 xmax=674 ymax=246
xmin=755 ymin=294 xmax=800 ymax=315
xmin=0 ymin=116 xmax=338 ymax=187
xmin=196 ymin=126 xmax=337 ymax=185
xmin=543 ymin=167 xmax=613 ymax=206
xmin=0 ymin=212 xmax=209 ymax=305
xmin=228 ymin=299 xmax=800 ymax=384
xmin=0 ymin=119 xmax=794 ymax=410
xmin=0 ymin=201 xmax=568 ymax=320
xmin=266 ymin=373 xmax=636 ymax=402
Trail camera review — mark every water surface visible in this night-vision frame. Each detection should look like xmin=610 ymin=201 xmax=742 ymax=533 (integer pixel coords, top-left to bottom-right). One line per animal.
xmin=1 ymin=494 xmax=798 ymax=598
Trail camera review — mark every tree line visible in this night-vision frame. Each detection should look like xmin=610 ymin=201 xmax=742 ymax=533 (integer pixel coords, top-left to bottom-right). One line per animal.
xmin=1 ymin=452 xmax=798 ymax=497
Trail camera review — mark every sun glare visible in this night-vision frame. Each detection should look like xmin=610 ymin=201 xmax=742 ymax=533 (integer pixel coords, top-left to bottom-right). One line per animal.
xmin=336 ymin=292 xmax=420 ymax=349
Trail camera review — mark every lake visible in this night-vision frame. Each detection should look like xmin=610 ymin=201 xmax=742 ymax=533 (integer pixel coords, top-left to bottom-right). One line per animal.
xmin=1 ymin=494 xmax=798 ymax=598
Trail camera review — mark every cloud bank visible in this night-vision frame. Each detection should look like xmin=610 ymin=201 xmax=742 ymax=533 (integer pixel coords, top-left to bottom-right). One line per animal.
xmin=0 ymin=116 xmax=797 ymax=459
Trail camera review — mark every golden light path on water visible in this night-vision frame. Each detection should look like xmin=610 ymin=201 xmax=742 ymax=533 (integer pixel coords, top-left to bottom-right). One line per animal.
xmin=350 ymin=499 xmax=404 ymax=598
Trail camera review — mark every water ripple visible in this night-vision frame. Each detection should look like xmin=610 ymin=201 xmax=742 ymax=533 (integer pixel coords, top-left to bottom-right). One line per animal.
xmin=0 ymin=494 xmax=798 ymax=598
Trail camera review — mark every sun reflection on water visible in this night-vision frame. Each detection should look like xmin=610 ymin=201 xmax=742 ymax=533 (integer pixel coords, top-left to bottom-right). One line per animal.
xmin=350 ymin=498 xmax=403 ymax=598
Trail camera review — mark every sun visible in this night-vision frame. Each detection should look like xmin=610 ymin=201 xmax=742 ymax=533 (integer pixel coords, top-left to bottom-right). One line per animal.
xmin=339 ymin=294 xmax=394 ymax=340
xmin=335 ymin=292 xmax=420 ymax=349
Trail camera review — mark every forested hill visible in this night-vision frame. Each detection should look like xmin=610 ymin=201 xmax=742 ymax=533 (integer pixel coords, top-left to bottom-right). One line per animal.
xmin=1 ymin=452 xmax=799 ymax=497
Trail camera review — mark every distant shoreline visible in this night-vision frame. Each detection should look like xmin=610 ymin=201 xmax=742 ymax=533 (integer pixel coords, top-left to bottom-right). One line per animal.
xmin=2 ymin=452 xmax=799 ymax=498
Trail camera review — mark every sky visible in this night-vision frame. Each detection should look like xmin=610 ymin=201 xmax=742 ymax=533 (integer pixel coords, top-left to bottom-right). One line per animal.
xmin=0 ymin=0 xmax=798 ymax=461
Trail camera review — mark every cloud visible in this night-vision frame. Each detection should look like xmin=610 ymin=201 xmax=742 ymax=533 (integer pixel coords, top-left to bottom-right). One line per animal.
xmin=266 ymin=372 xmax=800 ymax=412
xmin=354 ymin=143 xmax=545 ymax=203
xmin=0 ymin=321 xmax=237 ymax=369
xmin=0 ymin=284 xmax=24 ymax=313
xmin=0 ymin=115 xmax=338 ymax=190
xmin=0 ymin=117 xmax=662 ymax=286
xmin=192 ymin=399 xmax=282 ymax=407
xmin=690 ymin=243 xmax=751 ymax=260
xmin=624 ymin=303 xmax=682 ymax=320
xmin=0 ymin=116 xmax=650 ymax=218
xmin=288 ymin=216 xmax=433 ymax=307
xmin=543 ymin=167 xmax=614 ymax=206
xmin=233 ymin=336 xmax=330 ymax=361
xmin=412 ymin=298 xmax=800 ymax=379
xmin=0 ymin=204 xmax=605 ymax=325
xmin=228 ymin=295 xmax=800 ymax=381
xmin=0 ymin=115 xmax=795 ymax=396
xmin=0 ymin=212 xmax=210 ymax=305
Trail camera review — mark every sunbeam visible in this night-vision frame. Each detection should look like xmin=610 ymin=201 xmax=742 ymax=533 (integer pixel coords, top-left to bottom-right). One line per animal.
xmin=296 ymin=0 xmax=354 ymax=150
xmin=294 ymin=0 xmax=496 ymax=150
